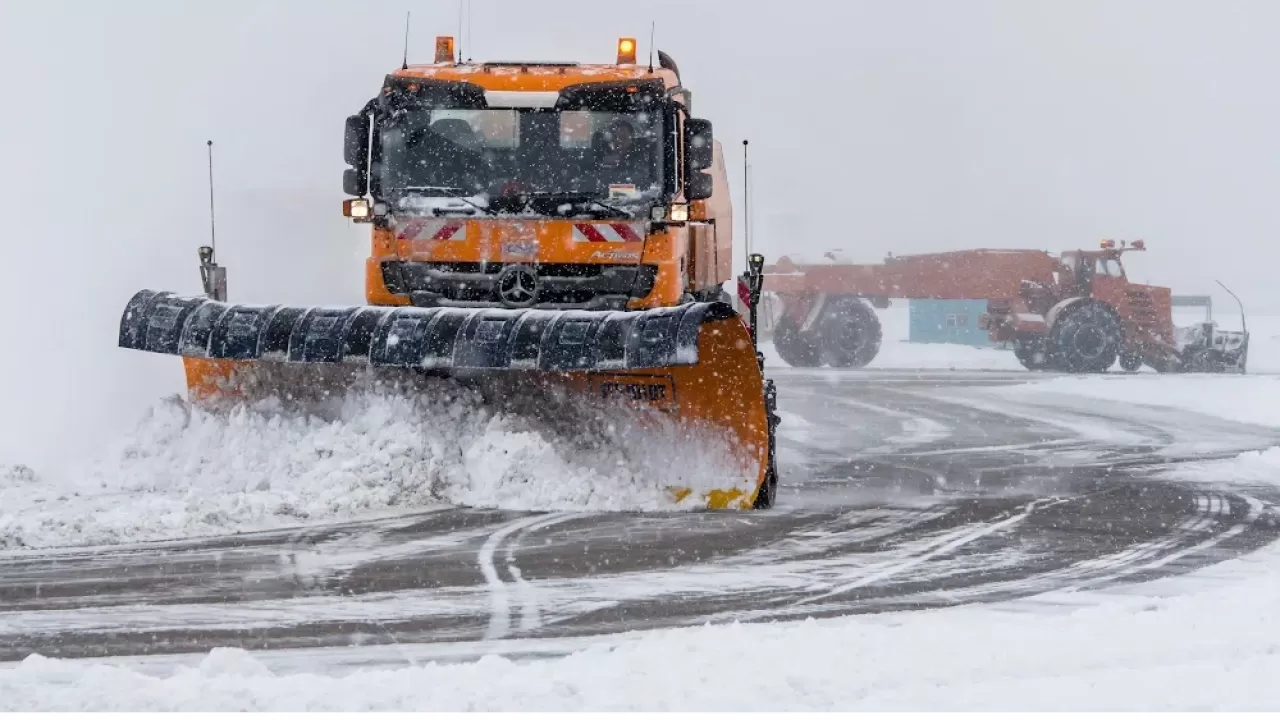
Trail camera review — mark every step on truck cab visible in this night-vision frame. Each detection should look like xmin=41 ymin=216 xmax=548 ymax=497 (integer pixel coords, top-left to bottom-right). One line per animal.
xmin=341 ymin=36 xmax=733 ymax=312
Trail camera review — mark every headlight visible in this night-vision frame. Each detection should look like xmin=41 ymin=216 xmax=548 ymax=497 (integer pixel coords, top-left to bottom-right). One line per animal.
xmin=345 ymin=198 xmax=371 ymax=219
xmin=669 ymin=204 xmax=689 ymax=222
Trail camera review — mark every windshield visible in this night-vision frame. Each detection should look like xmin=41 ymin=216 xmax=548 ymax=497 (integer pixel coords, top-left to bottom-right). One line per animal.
xmin=1096 ymin=257 xmax=1123 ymax=277
xmin=375 ymin=107 xmax=664 ymax=215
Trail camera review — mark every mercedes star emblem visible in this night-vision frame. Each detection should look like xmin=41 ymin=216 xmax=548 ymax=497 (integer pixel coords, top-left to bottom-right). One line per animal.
xmin=496 ymin=265 xmax=539 ymax=308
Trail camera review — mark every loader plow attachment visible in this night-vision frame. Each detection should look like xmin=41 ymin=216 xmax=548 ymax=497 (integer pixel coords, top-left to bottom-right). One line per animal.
xmin=119 ymin=290 xmax=772 ymax=510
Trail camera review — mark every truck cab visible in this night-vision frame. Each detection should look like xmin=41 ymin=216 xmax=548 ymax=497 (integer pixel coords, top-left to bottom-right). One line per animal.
xmin=340 ymin=38 xmax=732 ymax=312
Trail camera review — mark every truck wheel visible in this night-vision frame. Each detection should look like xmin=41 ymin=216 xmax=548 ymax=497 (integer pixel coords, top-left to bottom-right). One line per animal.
xmin=818 ymin=297 xmax=882 ymax=368
xmin=1119 ymin=352 xmax=1143 ymax=372
xmin=772 ymin=315 xmax=822 ymax=367
xmin=752 ymin=464 xmax=778 ymax=509
xmin=1048 ymin=301 xmax=1122 ymax=373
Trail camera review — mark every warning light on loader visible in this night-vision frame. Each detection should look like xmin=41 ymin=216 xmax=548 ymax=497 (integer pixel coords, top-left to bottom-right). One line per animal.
xmin=1132 ymin=239 xmax=1146 ymax=250
xmin=1101 ymin=239 xmax=1116 ymax=249
xmin=617 ymin=37 xmax=637 ymax=64
xmin=435 ymin=36 xmax=456 ymax=64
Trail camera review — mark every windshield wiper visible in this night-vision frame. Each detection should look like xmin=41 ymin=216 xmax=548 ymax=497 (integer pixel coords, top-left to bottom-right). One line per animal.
xmin=582 ymin=197 xmax=630 ymax=217
xmin=529 ymin=192 xmax=634 ymax=219
xmin=401 ymin=185 xmax=497 ymax=215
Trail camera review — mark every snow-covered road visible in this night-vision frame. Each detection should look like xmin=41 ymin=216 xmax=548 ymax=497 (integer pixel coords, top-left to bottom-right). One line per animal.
xmin=3 ymin=368 xmax=1280 ymax=710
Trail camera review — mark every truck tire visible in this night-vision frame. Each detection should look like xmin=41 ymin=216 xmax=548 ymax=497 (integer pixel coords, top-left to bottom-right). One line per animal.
xmin=1119 ymin=352 xmax=1143 ymax=372
xmin=818 ymin=297 xmax=882 ymax=368
xmin=772 ymin=315 xmax=822 ymax=367
xmin=1048 ymin=301 xmax=1122 ymax=373
xmin=752 ymin=463 xmax=778 ymax=509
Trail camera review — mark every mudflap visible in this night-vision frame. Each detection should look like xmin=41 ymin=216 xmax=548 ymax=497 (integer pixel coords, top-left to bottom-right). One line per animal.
xmin=118 ymin=290 xmax=774 ymax=510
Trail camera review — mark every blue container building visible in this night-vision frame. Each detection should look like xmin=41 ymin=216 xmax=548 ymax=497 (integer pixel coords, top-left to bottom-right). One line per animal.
xmin=908 ymin=299 xmax=996 ymax=347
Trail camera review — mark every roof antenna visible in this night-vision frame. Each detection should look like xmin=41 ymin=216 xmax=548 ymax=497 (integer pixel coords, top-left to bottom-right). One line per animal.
xmin=401 ymin=11 xmax=411 ymax=69
xmin=466 ymin=0 xmax=473 ymax=62
xmin=457 ymin=0 xmax=464 ymax=62
xmin=742 ymin=139 xmax=751 ymax=261
xmin=199 ymin=140 xmax=227 ymax=302
xmin=206 ymin=140 xmax=217 ymax=259
xmin=648 ymin=22 xmax=657 ymax=72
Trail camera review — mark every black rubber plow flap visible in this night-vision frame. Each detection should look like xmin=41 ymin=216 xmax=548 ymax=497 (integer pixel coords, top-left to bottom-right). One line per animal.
xmin=119 ymin=290 xmax=739 ymax=372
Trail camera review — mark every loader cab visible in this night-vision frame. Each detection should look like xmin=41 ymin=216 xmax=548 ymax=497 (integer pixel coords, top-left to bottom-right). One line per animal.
xmin=1058 ymin=252 xmax=1093 ymax=296
xmin=1059 ymin=250 xmax=1127 ymax=297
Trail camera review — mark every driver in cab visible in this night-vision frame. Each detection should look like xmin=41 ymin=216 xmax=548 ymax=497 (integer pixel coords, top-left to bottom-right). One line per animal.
xmin=593 ymin=119 xmax=652 ymax=189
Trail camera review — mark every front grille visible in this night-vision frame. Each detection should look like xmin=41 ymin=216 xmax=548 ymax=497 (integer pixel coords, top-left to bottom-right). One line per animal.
xmin=381 ymin=261 xmax=659 ymax=308
xmin=1125 ymin=289 xmax=1158 ymax=325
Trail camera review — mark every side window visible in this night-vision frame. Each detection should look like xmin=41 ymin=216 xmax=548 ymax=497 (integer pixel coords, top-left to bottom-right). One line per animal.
xmin=559 ymin=111 xmax=594 ymax=148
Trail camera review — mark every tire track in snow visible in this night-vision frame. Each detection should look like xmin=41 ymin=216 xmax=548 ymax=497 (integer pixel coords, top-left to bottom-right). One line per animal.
xmin=878 ymin=491 xmax=1248 ymax=607
xmin=479 ymin=512 xmax=576 ymax=640
xmin=791 ymin=496 xmax=1067 ymax=606
xmin=505 ymin=513 xmax=580 ymax=633
xmin=1055 ymin=492 xmax=1265 ymax=593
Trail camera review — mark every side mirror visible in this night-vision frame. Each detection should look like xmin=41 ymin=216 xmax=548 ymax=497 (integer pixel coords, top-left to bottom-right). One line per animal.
xmin=344 ymin=114 xmax=370 ymax=197
xmin=683 ymin=118 xmax=714 ymax=201
xmin=345 ymin=114 xmax=370 ymax=169
xmin=685 ymin=172 xmax=714 ymax=201
xmin=684 ymin=118 xmax=713 ymax=171
xmin=343 ymin=168 xmax=367 ymax=197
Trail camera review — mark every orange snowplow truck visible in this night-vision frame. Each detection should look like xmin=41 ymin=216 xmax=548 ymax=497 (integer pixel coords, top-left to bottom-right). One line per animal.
xmin=116 ymin=37 xmax=782 ymax=510
xmin=761 ymin=241 xmax=1248 ymax=374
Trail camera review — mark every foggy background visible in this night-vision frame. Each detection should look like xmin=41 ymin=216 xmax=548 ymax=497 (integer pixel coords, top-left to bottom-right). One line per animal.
xmin=2 ymin=0 xmax=1277 ymax=473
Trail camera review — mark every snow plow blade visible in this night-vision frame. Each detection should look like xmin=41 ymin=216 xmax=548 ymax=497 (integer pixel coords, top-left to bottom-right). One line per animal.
xmin=118 ymin=290 xmax=772 ymax=510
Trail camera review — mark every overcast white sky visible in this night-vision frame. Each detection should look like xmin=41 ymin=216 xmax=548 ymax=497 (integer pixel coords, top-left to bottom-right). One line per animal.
xmin=2 ymin=0 xmax=1278 ymax=470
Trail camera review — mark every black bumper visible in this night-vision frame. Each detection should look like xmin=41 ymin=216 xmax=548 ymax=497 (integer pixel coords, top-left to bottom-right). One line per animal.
xmin=380 ymin=261 xmax=659 ymax=310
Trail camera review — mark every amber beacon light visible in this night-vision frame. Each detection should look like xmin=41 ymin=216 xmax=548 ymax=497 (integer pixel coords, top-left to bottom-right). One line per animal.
xmin=435 ymin=35 xmax=455 ymax=63
xmin=617 ymin=37 xmax=637 ymax=64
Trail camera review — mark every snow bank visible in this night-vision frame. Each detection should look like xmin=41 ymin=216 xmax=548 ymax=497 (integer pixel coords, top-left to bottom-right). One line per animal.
xmin=0 ymin=379 xmax=751 ymax=550
xmin=1165 ymin=446 xmax=1280 ymax=490
xmin=1002 ymin=374 xmax=1280 ymax=429
xmin=6 ymin=545 xmax=1280 ymax=710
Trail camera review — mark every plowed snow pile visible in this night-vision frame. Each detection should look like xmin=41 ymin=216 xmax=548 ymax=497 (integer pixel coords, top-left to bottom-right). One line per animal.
xmin=0 ymin=381 xmax=750 ymax=550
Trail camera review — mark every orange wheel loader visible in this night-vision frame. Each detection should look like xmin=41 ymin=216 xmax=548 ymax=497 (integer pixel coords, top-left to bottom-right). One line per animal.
xmin=116 ymin=37 xmax=781 ymax=509
xmin=758 ymin=241 xmax=1249 ymax=374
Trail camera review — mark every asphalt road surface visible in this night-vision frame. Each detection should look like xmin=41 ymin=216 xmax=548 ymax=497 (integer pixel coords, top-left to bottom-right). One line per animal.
xmin=3 ymin=369 xmax=1279 ymax=664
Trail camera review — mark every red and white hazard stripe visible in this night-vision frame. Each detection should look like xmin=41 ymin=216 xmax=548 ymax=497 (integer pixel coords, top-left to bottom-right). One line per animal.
xmin=571 ymin=222 xmax=645 ymax=243
xmin=394 ymin=218 xmax=468 ymax=243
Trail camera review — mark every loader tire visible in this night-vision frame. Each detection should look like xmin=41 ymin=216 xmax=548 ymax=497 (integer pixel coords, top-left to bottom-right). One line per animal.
xmin=773 ymin=315 xmax=822 ymax=367
xmin=818 ymin=297 xmax=882 ymax=369
xmin=1048 ymin=301 xmax=1122 ymax=373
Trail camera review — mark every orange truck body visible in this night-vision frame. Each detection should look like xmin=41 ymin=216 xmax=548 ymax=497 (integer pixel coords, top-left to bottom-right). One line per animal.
xmin=346 ymin=54 xmax=734 ymax=312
